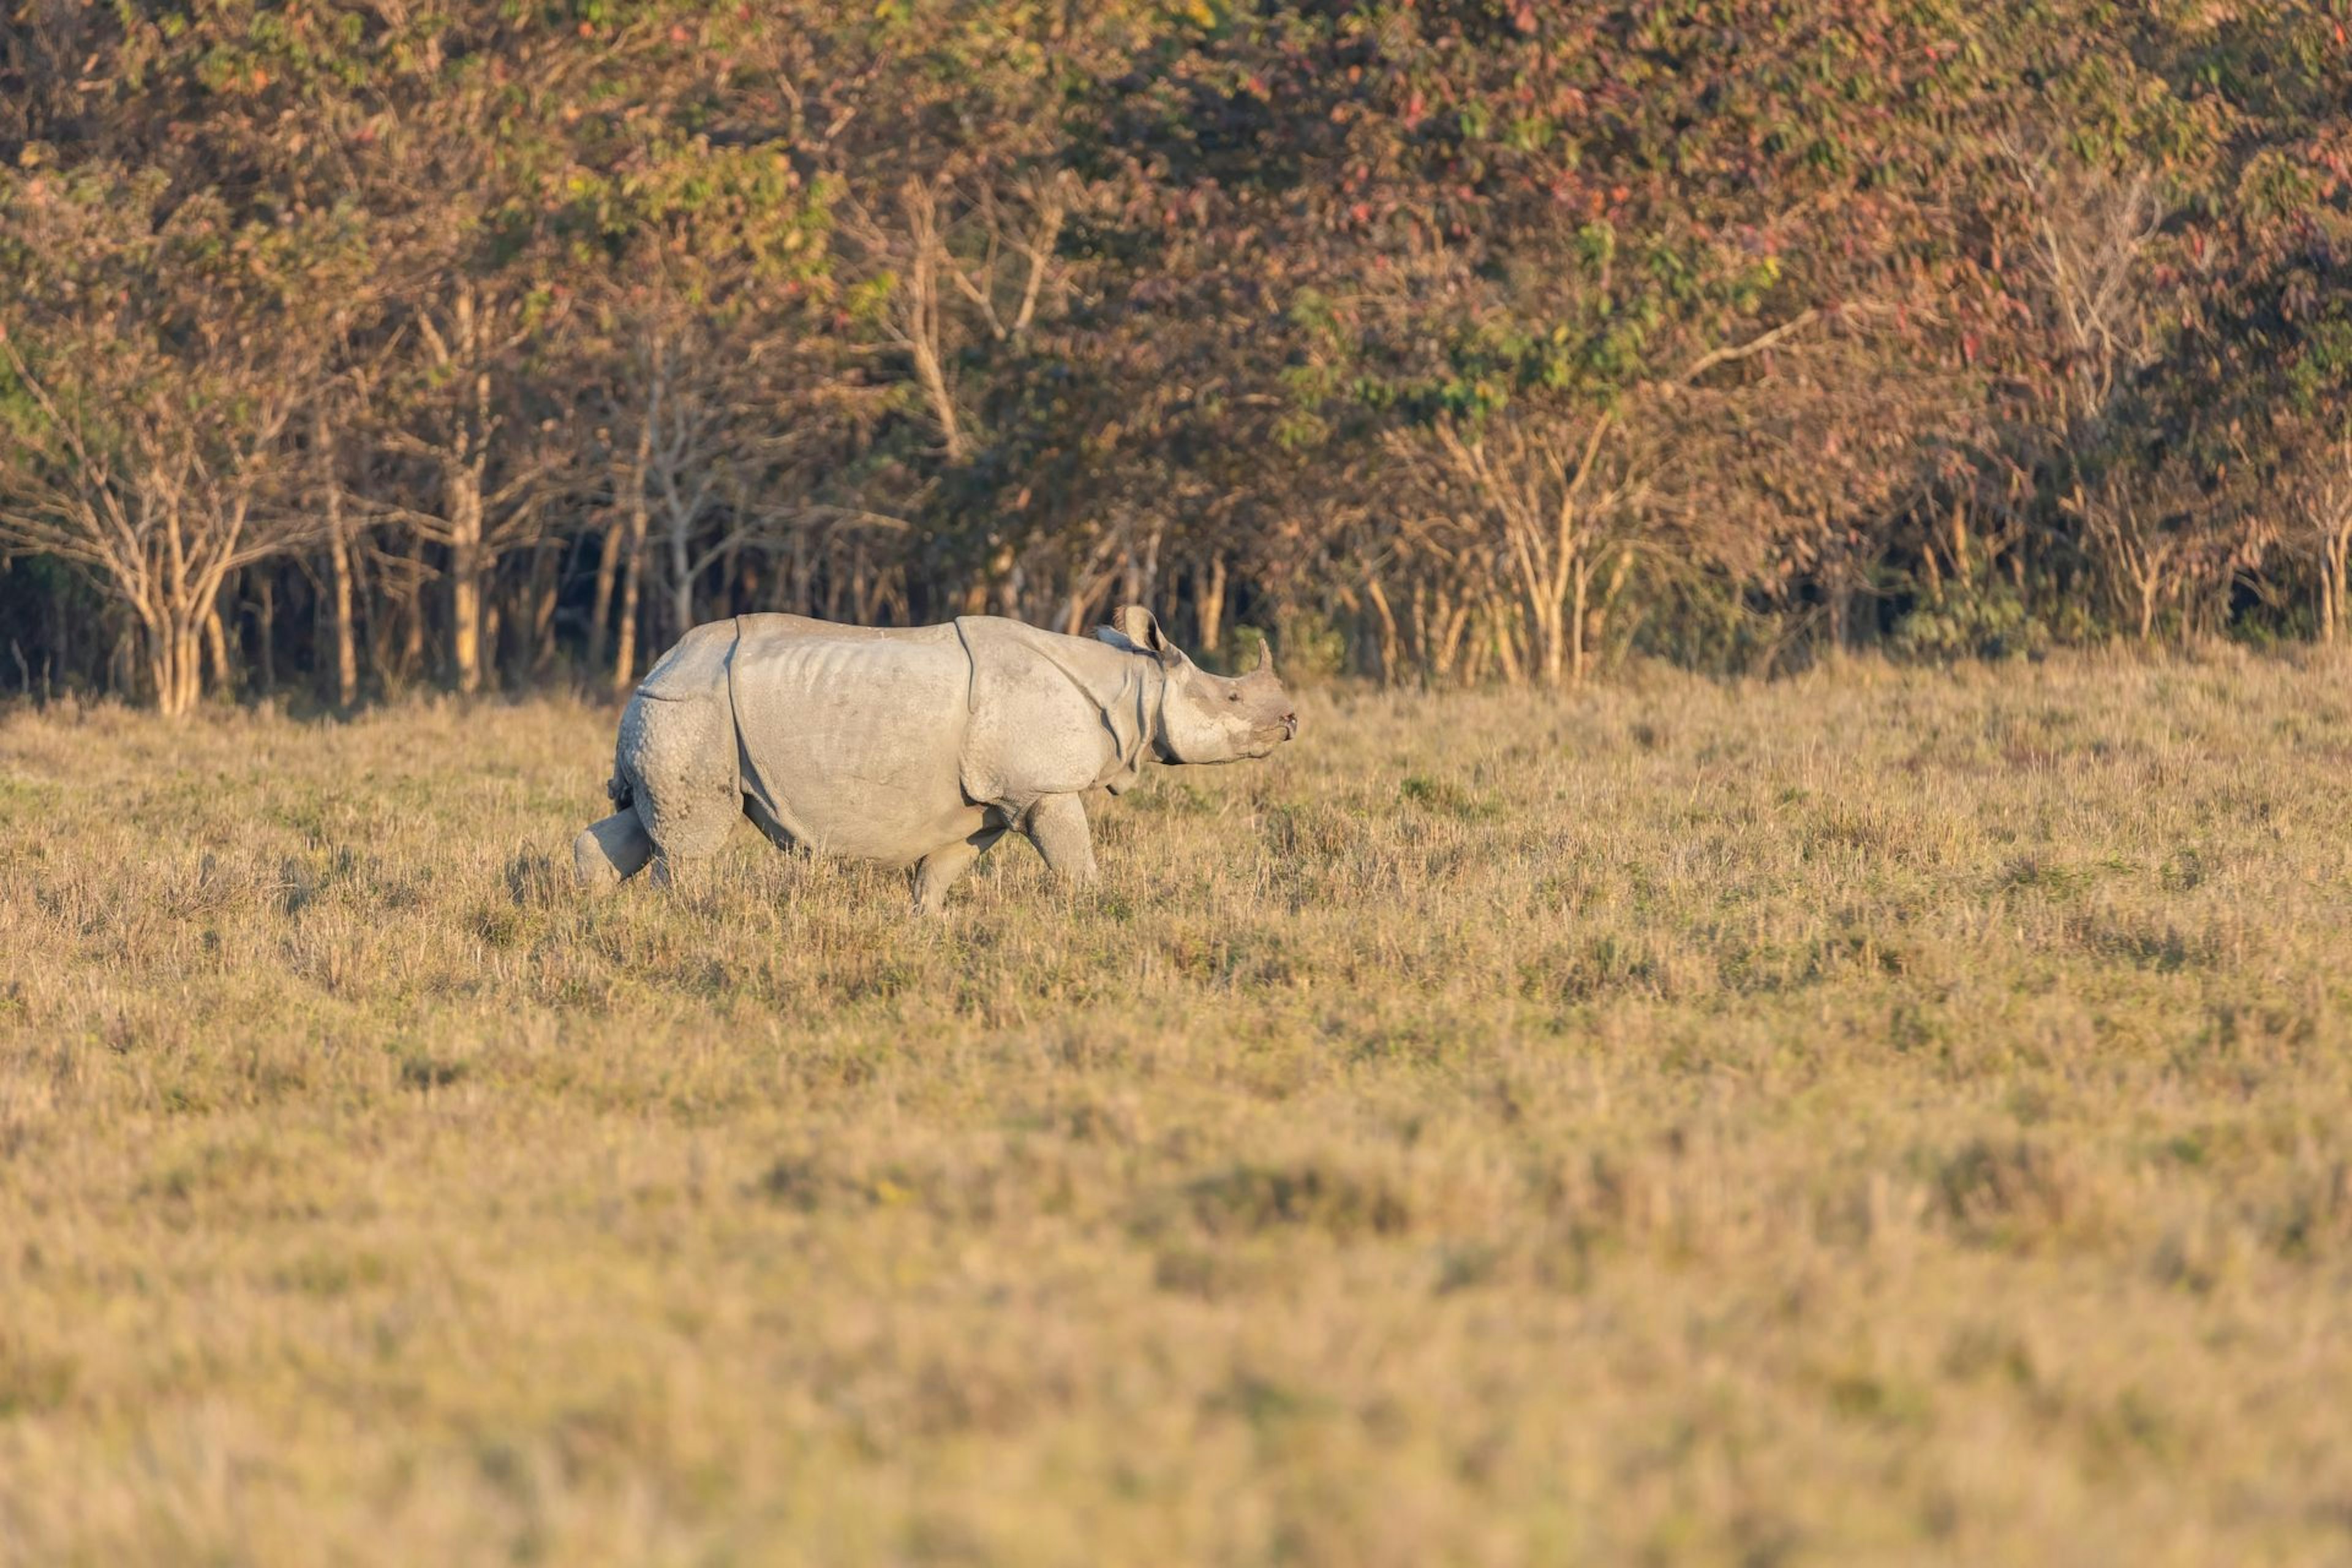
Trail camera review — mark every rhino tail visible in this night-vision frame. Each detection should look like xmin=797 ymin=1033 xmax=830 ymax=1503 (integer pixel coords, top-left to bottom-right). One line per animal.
xmin=606 ymin=719 xmax=636 ymax=810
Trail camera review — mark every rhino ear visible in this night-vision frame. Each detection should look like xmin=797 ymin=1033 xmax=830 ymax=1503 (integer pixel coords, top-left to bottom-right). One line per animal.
xmin=1099 ymin=605 xmax=1182 ymax=665
xmin=1112 ymin=605 xmax=1164 ymax=651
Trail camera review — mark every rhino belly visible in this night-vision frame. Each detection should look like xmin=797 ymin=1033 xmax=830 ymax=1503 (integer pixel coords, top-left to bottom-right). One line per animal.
xmin=729 ymin=630 xmax=981 ymax=865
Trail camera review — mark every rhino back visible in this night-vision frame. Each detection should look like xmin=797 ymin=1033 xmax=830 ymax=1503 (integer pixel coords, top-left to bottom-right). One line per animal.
xmin=728 ymin=623 xmax=980 ymax=864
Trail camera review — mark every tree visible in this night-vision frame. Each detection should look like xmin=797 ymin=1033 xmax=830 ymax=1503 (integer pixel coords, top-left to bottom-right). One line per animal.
xmin=2285 ymin=432 xmax=2352 ymax=644
xmin=0 ymin=336 xmax=313 ymax=715
xmin=0 ymin=158 xmax=339 ymax=713
xmin=1389 ymin=412 xmax=1647 ymax=685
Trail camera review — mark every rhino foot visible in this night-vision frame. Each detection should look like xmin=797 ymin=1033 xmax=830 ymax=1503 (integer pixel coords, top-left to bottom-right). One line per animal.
xmin=575 ymin=810 xmax=655 ymax=892
xmin=912 ymin=824 xmax=1011 ymax=915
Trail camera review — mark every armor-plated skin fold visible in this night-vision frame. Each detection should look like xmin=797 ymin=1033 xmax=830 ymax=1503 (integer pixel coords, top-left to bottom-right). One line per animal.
xmin=572 ymin=606 xmax=1297 ymax=912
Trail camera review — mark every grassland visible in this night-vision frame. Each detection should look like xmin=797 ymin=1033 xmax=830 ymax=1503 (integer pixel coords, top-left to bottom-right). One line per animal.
xmin=3 ymin=649 xmax=2351 ymax=1566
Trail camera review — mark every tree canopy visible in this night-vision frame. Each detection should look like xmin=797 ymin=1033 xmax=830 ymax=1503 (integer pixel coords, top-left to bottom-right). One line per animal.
xmin=2 ymin=0 xmax=2347 ymax=707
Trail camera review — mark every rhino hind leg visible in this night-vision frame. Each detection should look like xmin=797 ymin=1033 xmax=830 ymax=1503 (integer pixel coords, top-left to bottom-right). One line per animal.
xmin=643 ymin=794 xmax=739 ymax=891
xmin=574 ymin=810 xmax=655 ymax=892
xmin=617 ymin=685 xmax=741 ymax=891
xmin=913 ymin=826 xmax=1009 ymax=915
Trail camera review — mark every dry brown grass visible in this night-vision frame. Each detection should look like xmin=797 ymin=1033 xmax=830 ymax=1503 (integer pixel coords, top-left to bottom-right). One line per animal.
xmin=4 ymin=647 xmax=2352 ymax=1566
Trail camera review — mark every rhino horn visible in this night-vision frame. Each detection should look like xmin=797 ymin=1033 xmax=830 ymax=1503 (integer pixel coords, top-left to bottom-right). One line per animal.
xmin=1254 ymin=638 xmax=1273 ymax=673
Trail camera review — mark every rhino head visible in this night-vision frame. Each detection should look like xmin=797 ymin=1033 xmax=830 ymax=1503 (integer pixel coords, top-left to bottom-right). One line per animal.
xmin=1096 ymin=605 xmax=1297 ymax=763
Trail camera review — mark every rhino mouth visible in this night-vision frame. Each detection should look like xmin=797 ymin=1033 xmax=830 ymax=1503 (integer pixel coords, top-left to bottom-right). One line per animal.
xmin=1251 ymin=717 xmax=1297 ymax=752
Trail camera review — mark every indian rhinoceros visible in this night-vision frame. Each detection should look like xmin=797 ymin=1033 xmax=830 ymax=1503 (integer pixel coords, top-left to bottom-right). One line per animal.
xmin=572 ymin=606 xmax=1297 ymax=911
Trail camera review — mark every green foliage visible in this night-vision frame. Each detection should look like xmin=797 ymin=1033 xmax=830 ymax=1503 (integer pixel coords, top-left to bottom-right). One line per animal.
xmin=551 ymin=144 xmax=837 ymax=289
xmin=1893 ymin=584 xmax=2054 ymax=663
xmin=1271 ymin=611 xmax=1346 ymax=685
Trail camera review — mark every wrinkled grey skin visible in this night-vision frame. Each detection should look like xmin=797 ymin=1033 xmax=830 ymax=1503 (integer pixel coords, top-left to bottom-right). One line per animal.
xmin=573 ymin=606 xmax=1297 ymax=912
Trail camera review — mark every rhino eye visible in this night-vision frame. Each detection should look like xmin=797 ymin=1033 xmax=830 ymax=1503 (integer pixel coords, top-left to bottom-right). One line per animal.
xmin=1227 ymin=690 xmax=1240 ymax=702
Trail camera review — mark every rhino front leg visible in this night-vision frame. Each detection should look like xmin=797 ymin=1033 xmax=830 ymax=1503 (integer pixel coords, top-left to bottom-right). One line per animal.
xmin=1023 ymin=793 xmax=1098 ymax=884
xmin=912 ymin=826 xmax=1009 ymax=915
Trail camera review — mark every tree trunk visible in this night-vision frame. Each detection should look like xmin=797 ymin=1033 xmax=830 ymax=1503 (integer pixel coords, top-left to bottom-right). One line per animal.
xmin=1533 ymin=602 xmax=1564 ymax=687
xmin=317 ymin=407 xmax=359 ymax=707
xmin=2323 ymin=524 xmax=2350 ymax=645
xmin=150 ymin=611 xmax=204 ymax=719
xmin=326 ymin=496 xmax=358 ymax=706
xmin=1523 ymin=537 xmax=1567 ymax=687
xmin=254 ymin=575 xmax=276 ymax=695
xmin=1409 ymin=580 xmax=1429 ymax=679
xmin=606 ymin=376 xmax=659 ymax=690
xmin=154 ymin=636 xmax=181 ymax=719
xmin=392 ymin=532 xmax=428 ymax=687
xmin=1487 ymin=596 xmax=1523 ymax=685
xmin=1570 ymin=559 xmax=1591 ymax=687
xmin=1460 ymin=622 xmax=1487 ymax=685
xmin=183 ymin=624 xmax=204 ymax=714
xmin=141 ymin=608 xmax=176 ymax=718
xmin=668 ymin=504 xmax=695 ymax=647
xmin=587 ymin=518 xmax=624 ymax=677
xmin=611 ymin=502 xmax=650 ymax=693
xmin=963 ymin=540 xmax=1009 ymax=616
xmin=1115 ymin=518 xmax=1164 ymax=615
xmin=529 ymin=539 xmax=562 ymax=674
xmin=717 ymin=527 xmax=745 ymax=622
xmin=451 ymin=545 xmax=482 ymax=692
xmin=1197 ymin=554 xmax=1227 ymax=654
xmin=447 ymin=461 xmax=486 ymax=695
xmin=1364 ymin=575 xmax=1400 ymax=684
xmin=1430 ymin=590 xmax=1470 ymax=684
xmin=203 ymin=604 xmax=231 ymax=698
xmin=1587 ymin=546 xmax=1634 ymax=679
xmin=1823 ymin=522 xmax=1852 ymax=650
xmin=789 ymin=530 xmax=812 ymax=616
